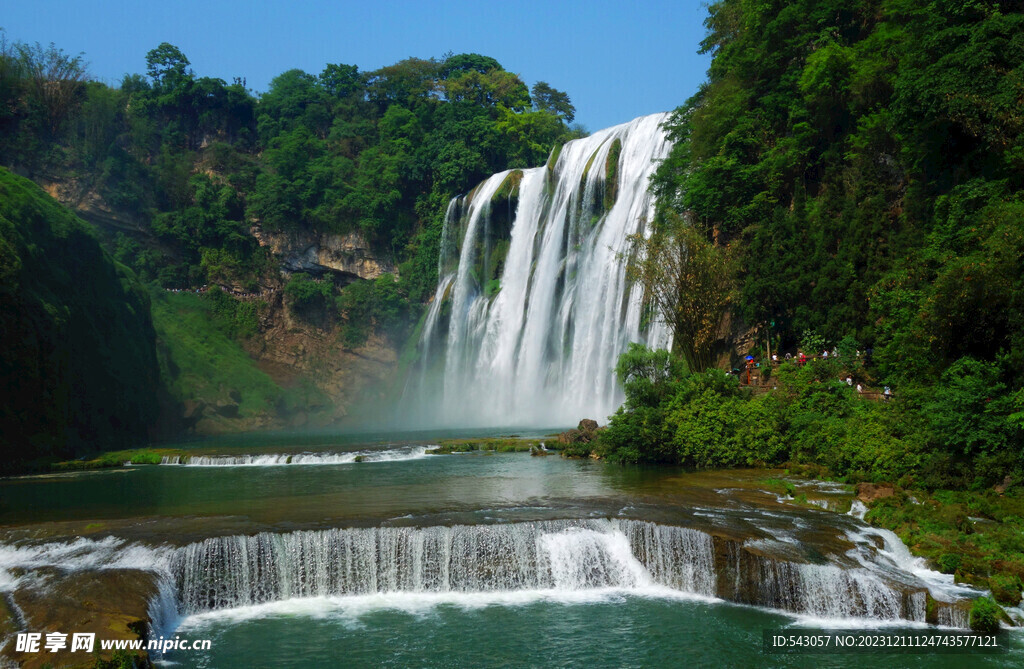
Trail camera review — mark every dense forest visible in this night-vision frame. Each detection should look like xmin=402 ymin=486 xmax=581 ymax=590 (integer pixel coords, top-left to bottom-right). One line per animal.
xmin=0 ymin=32 xmax=580 ymax=316
xmin=0 ymin=168 xmax=162 ymax=471
xmin=587 ymin=0 xmax=1024 ymax=484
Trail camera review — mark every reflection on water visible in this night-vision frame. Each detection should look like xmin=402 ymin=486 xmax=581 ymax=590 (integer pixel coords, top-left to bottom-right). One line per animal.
xmin=0 ymin=451 xmax=647 ymax=531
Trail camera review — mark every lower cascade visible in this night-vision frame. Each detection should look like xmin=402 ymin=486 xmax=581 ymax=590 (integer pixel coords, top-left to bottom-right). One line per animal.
xmin=160 ymin=519 xmax=968 ymax=627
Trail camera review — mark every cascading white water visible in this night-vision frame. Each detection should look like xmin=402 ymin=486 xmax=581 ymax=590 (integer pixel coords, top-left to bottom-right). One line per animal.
xmin=0 ymin=519 xmax=979 ymax=631
xmin=170 ymin=520 xmax=686 ymax=615
xmin=159 ymin=446 xmax=429 ymax=467
xmin=409 ymin=113 xmax=674 ymax=427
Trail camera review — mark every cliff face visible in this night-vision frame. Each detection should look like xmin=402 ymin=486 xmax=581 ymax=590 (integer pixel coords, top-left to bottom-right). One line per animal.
xmin=28 ymin=174 xmax=403 ymax=437
xmin=246 ymin=292 xmax=398 ymax=428
xmin=251 ymin=225 xmax=396 ymax=281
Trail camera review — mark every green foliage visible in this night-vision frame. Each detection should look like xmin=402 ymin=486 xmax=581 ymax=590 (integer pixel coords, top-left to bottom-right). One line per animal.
xmin=936 ymin=553 xmax=962 ymax=575
xmin=0 ymin=168 xmax=161 ymax=470
xmin=653 ymin=0 xmax=1024 ymax=380
xmin=151 ymin=289 xmax=281 ymax=415
xmin=283 ymin=272 xmax=334 ymax=317
xmin=335 ymin=274 xmax=410 ymax=348
xmin=926 ymin=357 xmax=1018 ymax=459
xmin=639 ymin=0 xmax=1024 ymax=488
xmin=0 ymin=39 xmax=579 ymax=298
xmin=969 ymin=597 xmax=1003 ymax=634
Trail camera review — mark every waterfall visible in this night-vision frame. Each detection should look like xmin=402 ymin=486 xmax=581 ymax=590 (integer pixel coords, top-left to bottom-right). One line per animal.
xmin=0 ymin=520 xmax=978 ymax=630
xmin=165 ymin=519 xmax=953 ymax=625
xmin=170 ymin=520 xmax=673 ymax=615
xmin=158 ymin=446 xmax=429 ymax=467
xmin=409 ymin=113 xmax=674 ymax=427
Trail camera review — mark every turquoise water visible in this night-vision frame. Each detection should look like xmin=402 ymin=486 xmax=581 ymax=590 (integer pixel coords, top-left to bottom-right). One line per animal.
xmin=0 ymin=451 xmax=646 ymax=529
xmin=164 ymin=595 xmax=1022 ymax=668
xmin=2 ymin=440 xmax=1022 ymax=668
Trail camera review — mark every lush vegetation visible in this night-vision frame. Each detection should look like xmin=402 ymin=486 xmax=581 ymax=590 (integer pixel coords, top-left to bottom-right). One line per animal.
xmin=619 ymin=0 xmax=1024 ymax=488
xmin=151 ymin=289 xmax=282 ymax=418
xmin=0 ymin=168 xmax=161 ymax=471
xmin=866 ymin=487 xmax=1024 ymax=608
xmin=0 ymin=32 xmax=584 ymax=459
xmin=0 ymin=35 xmax=582 ymax=311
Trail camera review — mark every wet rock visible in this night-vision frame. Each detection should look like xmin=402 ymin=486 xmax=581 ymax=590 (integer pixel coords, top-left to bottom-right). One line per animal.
xmin=5 ymin=569 xmax=157 ymax=669
xmin=182 ymin=399 xmax=206 ymax=420
xmin=856 ymin=482 xmax=895 ymax=503
xmin=559 ymin=419 xmax=601 ymax=445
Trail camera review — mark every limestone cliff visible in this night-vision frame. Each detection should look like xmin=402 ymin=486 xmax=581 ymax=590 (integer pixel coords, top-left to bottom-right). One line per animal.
xmin=251 ymin=225 xmax=396 ymax=281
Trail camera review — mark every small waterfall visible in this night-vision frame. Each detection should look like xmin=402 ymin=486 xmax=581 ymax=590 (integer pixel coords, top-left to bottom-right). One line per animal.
xmin=159 ymin=447 xmax=429 ymax=467
xmin=170 ymin=520 xmax=682 ymax=615
xmin=408 ymin=113 xmax=674 ymax=427
xmin=748 ymin=560 xmax=906 ymax=620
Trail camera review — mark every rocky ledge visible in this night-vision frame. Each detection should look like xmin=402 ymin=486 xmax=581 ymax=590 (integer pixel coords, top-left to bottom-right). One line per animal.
xmin=251 ymin=225 xmax=396 ymax=281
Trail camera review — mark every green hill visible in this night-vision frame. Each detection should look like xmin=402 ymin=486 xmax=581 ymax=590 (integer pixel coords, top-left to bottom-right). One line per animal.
xmin=0 ymin=167 xmax=161 ymax=470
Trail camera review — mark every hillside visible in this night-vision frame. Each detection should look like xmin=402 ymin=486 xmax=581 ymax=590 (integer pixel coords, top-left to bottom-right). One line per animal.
xmin=0 ymin=167 xmax=161 ymax=469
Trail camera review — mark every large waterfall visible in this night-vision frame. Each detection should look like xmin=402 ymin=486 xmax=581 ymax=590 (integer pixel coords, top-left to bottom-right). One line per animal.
xmin=409 ymin=113 xmax=674 ymax=427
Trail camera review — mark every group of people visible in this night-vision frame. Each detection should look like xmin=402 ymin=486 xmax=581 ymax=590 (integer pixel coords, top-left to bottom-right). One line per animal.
xmin=752 ymin=348 xmax=892 ymax=400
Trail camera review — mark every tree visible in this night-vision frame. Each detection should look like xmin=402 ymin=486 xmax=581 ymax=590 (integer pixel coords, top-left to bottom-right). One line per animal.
xmin=319 ymin=63 xmax=361 ymax=98
xmin=531 ymin=81 xmax=575 ymax=122
xmin=145 ymin=42 xmax=190 ymax=88
xmin=17 ymin=41 xmax=88 ymax=138
xmin=626 ymin=212 xmax=734 ymax=372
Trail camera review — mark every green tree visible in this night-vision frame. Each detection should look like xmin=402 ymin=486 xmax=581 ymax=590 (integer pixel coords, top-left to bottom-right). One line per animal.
xmin=531 ymin=81 xmax=575 ymax=122
xmin=626 ymin=213 xmax=734 ymax=372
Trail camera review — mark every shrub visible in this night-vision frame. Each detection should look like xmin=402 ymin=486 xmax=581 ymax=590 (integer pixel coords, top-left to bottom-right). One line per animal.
xmin=969 ymin=597 xmax=1002 ymax=633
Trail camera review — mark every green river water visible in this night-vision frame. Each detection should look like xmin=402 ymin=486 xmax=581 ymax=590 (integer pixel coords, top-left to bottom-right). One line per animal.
xmin=0 ymin=433 xmax=1019 ymax=668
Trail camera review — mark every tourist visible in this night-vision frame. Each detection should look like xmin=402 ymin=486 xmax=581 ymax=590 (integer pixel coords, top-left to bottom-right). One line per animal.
xmin=822 ymin=349 xmax=829 ymax=358
xmin=856 ymin=383 xmax=863 ymax=393
xmin=846 ymin=376 xmax=852 ymax=385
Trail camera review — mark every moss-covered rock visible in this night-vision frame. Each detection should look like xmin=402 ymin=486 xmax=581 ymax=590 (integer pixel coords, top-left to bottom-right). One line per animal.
xmin=492 ymin=170 xmax=523 ymax=205
xmin=989 ymin=573 xmax=1022 ymax=606
xmin=603 ymin=138 xmax=622 ymax=211
xmin=969 ymin=596 xmax=1004 ymax=633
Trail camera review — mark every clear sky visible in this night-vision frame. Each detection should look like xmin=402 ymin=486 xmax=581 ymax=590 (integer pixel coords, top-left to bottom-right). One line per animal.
xmin=1 ymin=0 xmax=712 ymax=131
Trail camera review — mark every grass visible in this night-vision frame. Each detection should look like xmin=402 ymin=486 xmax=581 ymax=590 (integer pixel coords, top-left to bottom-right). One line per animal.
xmin=51 ymin=448 xmax=186 ymax=471
xmin=759 ymin=477 xmax=797 ymax=497
xmin=426 ymin=438 xmax=544 ymax=455
xmin=150 ymin=290 xmax=283 ymax=416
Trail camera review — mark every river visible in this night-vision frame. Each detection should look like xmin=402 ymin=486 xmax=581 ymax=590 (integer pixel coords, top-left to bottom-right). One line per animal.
xmin=0 ymin=433 xmax=1019 ymax=667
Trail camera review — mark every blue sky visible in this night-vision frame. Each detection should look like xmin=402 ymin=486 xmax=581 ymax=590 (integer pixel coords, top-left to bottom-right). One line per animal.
xmin=1 ymin=0 xmax=712 ymax=131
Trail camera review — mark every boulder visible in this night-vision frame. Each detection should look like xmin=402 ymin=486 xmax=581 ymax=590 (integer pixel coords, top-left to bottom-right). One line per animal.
xmin=558 ymin=429 xmax=582 ymax=445
xmin=856 ymin=482 xmax=895 ymax=503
